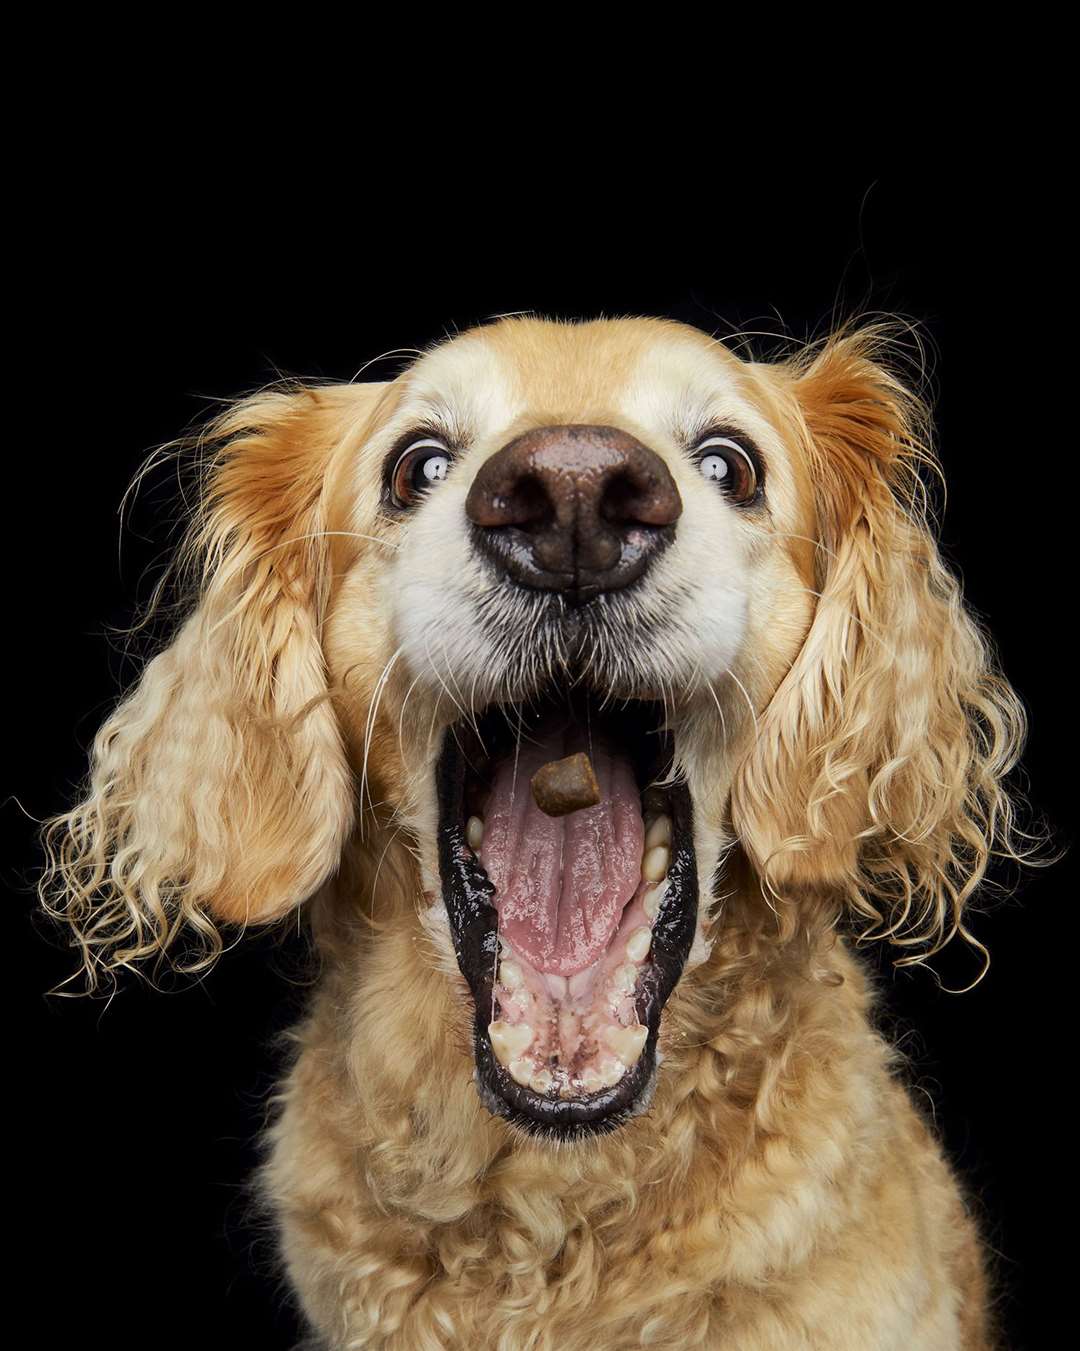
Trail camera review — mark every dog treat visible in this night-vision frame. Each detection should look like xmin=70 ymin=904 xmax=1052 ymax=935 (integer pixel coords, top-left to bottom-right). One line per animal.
xmin=530 ymin=751 xmax=601 ymax=817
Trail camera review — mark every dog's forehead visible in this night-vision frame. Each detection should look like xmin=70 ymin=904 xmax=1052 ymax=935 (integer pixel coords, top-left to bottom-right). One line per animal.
xmin=402 ymin=317 xmax=753 ymax=439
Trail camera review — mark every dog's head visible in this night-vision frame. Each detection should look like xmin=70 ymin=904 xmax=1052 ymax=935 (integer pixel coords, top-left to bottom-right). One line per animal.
xmin=43 ymin=316 xmax=1027 ymax=1136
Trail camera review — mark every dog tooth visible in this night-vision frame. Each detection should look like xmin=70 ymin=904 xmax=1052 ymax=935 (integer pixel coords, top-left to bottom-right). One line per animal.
xmin=466 ymin=815 xmax=484 ymax=850
xmin=642 ymin=881 xmax=668 ymax=921
xmin=529 ymin=1068 xmax=554 ymax=1094
xmin=508 ymin=1057 xmax=535 ymax=1086
xmin=626 ymin=927 xmax=652 ymax=963
xmin=611 ymin=963 xmax=638 ymax=994
xmin=644 ymin=814 xmax=672 ymax=850
xmin=598 ymin=1057 xmax=627 ymax=1088
xmin=642 ymin=845 xmax=670 ymax=883
xmin=488 ymin=1020 xmax=534 ymax=1066
xmin=580 ymin=1067 xmax=604 ymax=1093
xmin=499 ymin=960 xmax=524 ymax=990
xmin=546 ymin=974 xmax=568 ymax=1000
xmin=604 ymin=1024 xmax=648 ymax=1066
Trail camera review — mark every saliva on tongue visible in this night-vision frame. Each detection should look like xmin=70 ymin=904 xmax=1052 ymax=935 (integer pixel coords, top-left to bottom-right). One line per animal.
xmin=479 ymin=723 xmax=644 ymax=977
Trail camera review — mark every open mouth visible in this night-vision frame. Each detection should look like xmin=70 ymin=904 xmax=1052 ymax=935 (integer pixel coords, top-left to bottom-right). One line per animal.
xmin=436 ymin=689 xmax=698 ymax=1138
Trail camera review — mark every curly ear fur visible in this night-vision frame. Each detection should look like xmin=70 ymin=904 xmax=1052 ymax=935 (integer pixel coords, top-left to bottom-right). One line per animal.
xmin=731 ymin=326 xmax=1030 ymax=972
xmin=40 ymin=383 xmax=387 ymax=987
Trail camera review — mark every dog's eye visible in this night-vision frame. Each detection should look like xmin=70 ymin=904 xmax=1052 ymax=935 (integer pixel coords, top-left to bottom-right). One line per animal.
xmin=391 ymin=437 xmax=453 ymax=508
xmin=695 ymin=435 xmax=759 ymax=504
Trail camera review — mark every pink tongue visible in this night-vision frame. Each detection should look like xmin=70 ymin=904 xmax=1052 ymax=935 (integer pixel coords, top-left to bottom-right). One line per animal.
xmin=479 ymin=724 xmax=644 ymax=976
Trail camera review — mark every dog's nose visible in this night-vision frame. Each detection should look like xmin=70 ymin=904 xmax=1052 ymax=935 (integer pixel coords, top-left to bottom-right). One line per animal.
xmin=465 ymin=425 xmax=682 ymax=601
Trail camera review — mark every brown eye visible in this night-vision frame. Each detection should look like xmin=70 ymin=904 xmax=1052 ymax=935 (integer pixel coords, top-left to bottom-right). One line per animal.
xmin=695 ymin=435 xmax=759 ymax=504
xmin=391 ymin=437 xmax=453 ymax=508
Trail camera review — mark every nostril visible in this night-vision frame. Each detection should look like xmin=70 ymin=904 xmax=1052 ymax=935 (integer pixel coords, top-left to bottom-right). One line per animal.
xmin=466 ymin=465 xmax=556 ymax=532
xmin=598 ymin=471 xmax=637 ymax=525
xmin=507 ymin=473 xmax=554 ymax=532
xmin=599 ymin=470 xmax=656 ymax=527
xmin=599 ymin=464 xmax=682 ymax=530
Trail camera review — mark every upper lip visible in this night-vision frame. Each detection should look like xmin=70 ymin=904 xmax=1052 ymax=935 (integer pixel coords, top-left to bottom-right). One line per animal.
xmin=435 ymin=693 xmax=699 ymax=1138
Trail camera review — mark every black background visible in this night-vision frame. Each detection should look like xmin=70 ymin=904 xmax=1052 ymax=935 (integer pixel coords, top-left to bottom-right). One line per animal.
xmin=7 ymin=170 xmax=1068 ymax=1349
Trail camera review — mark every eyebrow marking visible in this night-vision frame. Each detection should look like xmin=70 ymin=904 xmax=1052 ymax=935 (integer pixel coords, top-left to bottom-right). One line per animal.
xmin=400 ymin=393 xmax=479 ymax=448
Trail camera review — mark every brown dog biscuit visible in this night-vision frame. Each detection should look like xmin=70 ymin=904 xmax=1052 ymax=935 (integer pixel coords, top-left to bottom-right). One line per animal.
xmin=530 ymin=752 xmax=601 ymax=817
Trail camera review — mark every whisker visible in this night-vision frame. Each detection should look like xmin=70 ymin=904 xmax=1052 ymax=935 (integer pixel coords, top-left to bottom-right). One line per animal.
xmin=703 ymin=677 xmax=730 ymax=753
xmin=426 ymin=689 xmax=446 ymax=765
xmin=349 ymin=347 xmax=423 ymax=383
xmin=359 ymin=646 xmax=405 ymax=824
xmin=366 ymin=821 xmax=410 ymax=925
xmin=248 ymin=529 xmax=400 ymax=565
xmin=466 ymin=667 xmax=492 ymax=762
xmin=761 ymin=529 xmax=839 ymax=565
xmin=423 ymin=638 xmax=469 ymax=725
xmin=397 ymin=668 xmax=428 ymax=752
xmin=722 ymin=667 xmax=760 ymax=737
xmin=438 ymin=639 xmax=483 ymax=743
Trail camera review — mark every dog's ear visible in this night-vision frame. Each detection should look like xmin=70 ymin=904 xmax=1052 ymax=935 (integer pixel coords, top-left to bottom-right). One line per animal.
xmin=42 ymin=381 xmax=390 ymax=985
xmin=730 ymin=327 xmax=1028 ymax=967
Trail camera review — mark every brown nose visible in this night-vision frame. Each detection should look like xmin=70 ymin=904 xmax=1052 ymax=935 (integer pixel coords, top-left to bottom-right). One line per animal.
xmin=465 ymin=425 xmax=682 ymax=602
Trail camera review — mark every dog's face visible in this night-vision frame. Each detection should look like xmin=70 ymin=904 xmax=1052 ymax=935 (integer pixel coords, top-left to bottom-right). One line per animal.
xmin=47 ymin=316 xmax=1021 ymax=1140
xmin=323 ymin=319 xmax=818 ymax=1130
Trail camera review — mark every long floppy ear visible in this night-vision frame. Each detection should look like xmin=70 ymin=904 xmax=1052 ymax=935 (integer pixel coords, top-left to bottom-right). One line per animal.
xmin=41 ymin=381 xmax=388 ymax=986
xmin=731 ymin=326 xmax=1029 ymax=969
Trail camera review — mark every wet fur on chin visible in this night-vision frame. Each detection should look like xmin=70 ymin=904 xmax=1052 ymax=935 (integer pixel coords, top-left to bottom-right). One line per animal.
xmin=40 ymin=316 xmax=1031 ymax=1348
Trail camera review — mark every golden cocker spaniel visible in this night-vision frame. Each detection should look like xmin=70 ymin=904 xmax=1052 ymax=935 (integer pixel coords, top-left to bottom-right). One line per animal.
xmin=43 ymin=316 xmax=1028 ymax=1349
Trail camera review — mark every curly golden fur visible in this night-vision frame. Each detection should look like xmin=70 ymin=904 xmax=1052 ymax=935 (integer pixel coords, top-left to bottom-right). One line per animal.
xmin=41 ymin=316 xmax=1033 ymax=1349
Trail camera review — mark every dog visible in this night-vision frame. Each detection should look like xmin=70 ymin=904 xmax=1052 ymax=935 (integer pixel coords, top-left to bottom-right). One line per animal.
xmin=42 ymin=315 xmax=1027 ymax=1349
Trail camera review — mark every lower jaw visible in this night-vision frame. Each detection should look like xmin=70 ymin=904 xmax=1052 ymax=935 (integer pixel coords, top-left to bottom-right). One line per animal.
xmin=435 ymin=698 xmax=699 ymax=1139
